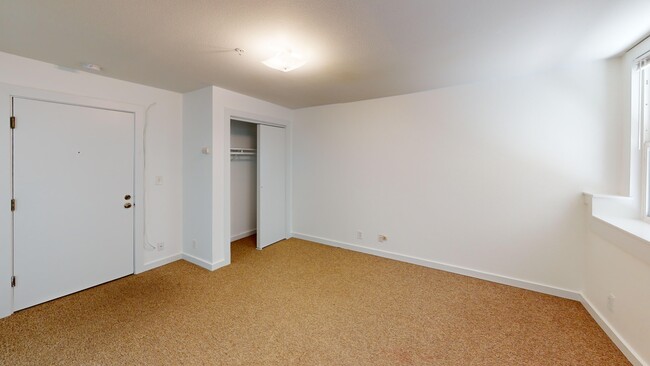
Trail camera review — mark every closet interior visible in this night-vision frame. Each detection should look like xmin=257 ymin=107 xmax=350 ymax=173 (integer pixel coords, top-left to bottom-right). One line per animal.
xmin=230 ymin=118 xmax=287 ymax=250
xmin=230 ymin=120 xmax=258 ymax=243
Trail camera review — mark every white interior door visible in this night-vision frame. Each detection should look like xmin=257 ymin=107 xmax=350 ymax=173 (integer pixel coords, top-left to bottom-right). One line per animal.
xmin=257 ymin=124 xmax=286 ymax=249
xmin=12 ymin=97 xmax=135 ymax=310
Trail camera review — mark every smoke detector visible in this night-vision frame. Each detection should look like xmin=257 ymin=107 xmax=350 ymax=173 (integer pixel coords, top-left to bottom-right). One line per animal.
xmin=81 ymin=63 xmax=102 ymax=72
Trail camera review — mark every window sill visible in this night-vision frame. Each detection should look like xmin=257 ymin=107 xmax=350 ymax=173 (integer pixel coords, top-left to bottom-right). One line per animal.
xmin=583 ymin=193 xmax=650 ymax=266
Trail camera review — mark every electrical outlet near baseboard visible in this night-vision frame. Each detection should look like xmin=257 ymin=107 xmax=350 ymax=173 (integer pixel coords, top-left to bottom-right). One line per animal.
xmin=356 ymin=231 xmax=363 ymax=240
xmin=607 ymin=294 xmax=615 ymax=312
xmin=378 ymin=234 xmax=388 ymax=243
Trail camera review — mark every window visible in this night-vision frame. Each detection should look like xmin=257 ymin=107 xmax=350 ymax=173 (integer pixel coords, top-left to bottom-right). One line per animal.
xmin=638 ymin=52 xmax=650 ymax=218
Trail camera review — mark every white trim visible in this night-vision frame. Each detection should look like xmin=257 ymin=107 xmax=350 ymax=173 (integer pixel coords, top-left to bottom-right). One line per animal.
xmin=291 ymin=232 xmax=581 ymax=301
xmin=229 ymin=115 xmax=286 ymax=128
xmin=291 ymin=232 xmax=646 ymax=365
xmin=231 ymin=229 xmax=256 ymax=242
xmin=223 ymin=108 xmax=292 ymax=265
xmin=182 ymin=253 xmax=227 ymax=271
xmin=580 ymin=295 xmax=646 ymax=366
xmin=0 ymin=84 xmax=147 ymax=318
xmin=636 ymin=50 xmax=650 ymax=71
xmin=641 ymin=69 xmax=649 ymax=220
xmin=142 ymin=253 xmax=182 ymax=272
xmin=181 ymin=253 xmax=213 ymax=269
xmin=582 ymin=193 xmax=650 ymax=266
xmin=589 ymin=216 xmax=650 ymax=266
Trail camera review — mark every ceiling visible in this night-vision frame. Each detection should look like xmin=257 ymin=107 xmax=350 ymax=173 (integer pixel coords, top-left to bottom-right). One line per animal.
xmin=0 ymin=0 xmax=649 ymax=109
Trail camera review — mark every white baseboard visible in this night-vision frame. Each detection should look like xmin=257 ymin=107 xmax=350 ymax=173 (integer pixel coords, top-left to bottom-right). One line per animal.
xmin=231 ymin=229 xmax=256 ymax=242
xmin=291 ymin=232 xmax=645 ymax=365
xmin=291 ymin=232 xmax=581 ymax=301
xmin=141 ymin=253 xmax=182 ymax=272
xmin=182 ymin=253 xmax=228 ymax=271
xmin=580 ymin=295 xmax=645 ymax=366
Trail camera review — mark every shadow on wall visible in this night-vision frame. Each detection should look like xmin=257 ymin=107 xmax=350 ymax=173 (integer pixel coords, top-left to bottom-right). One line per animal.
xmin=291 ymin=58 xmax=623 ymax=291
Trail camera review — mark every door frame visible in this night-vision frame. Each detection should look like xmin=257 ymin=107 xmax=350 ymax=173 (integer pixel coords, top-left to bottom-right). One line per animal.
xmin=223 ymin=108 xmax=291 ymax=263
xmin=0 ymin=84 xmax=146 ymax=318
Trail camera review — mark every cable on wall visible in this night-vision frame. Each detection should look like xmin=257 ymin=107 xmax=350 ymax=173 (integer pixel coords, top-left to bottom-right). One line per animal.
xmin=143 ymin=102 xmax=158 ymax=251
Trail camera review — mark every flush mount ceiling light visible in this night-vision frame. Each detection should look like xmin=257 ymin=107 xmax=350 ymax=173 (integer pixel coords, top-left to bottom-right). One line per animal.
xmin=262 ymin=49 xmax=307 ymax=72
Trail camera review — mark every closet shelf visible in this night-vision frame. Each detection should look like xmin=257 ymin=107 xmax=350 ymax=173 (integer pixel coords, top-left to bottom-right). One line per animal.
xmin=230 ymin=148 xmax=256 ymax=156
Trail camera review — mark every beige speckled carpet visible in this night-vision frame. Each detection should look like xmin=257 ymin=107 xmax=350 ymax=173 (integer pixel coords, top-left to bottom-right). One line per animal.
xmin=0 ymin=236 xmax=628 ymax=365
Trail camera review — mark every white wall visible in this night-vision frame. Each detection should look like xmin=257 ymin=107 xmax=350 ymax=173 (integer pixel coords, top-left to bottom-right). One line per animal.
xmin=581 ymin=36 xmax=650 ymax=366
xmin=0 ymin=51 xmax=183 ymax=317
xmin=0 ymin=51 xmax=183 ymax=264
xmin=214 ymin=87 xmax=293 ymax=265
xmin=293 ymin=58 xmax=623 ymax=293
xmin=230 ymin=120 xmax=257 ymax=240
xmin=183 ymin=87 xmax=214 ymax=262
xmin=182 ymin=86 xmax=292 ymax=269
xmin=584 ymin=220 xmax=650 ymax=365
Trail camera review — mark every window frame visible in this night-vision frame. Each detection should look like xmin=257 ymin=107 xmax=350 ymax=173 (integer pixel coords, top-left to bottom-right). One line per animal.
xmin=639 ymin=66 xmax=650 ymax=221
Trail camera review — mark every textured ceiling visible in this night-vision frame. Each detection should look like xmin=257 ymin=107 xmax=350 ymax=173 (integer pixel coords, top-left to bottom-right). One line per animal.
xmin=0 ymin=0 xmax=649 ymax=109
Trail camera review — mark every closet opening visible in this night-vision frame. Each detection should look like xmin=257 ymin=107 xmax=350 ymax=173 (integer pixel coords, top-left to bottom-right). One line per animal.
xmin=229 ymin=118 xmax=287 ymax=258
xmin=230 ymin=119 xmax=258 ymax=252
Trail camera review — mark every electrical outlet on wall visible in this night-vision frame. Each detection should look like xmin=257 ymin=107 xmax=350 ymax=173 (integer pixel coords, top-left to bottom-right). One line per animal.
xmin=378 ymin=234 xmax=388 ymax=243
xmin=356 ymin=231 xmax=363 ymax=240
xmin=157 ymin=242 xmax=165 ymax=251
xmin=607 ymin=294 xmax=616 ymax=312
xmin=192 ymin=239 xmax=197 ymax=249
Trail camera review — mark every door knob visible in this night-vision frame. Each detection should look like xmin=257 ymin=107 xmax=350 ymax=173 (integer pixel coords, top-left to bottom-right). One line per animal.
xmin=124 ymin=203 xmax=132 ymax=209
xmin=124 ymin=194 xmax=131 ymax=200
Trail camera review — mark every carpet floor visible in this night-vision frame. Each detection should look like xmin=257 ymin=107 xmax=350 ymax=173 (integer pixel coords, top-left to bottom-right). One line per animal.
xmin=0 ymin=236 xmax=629 ymax=365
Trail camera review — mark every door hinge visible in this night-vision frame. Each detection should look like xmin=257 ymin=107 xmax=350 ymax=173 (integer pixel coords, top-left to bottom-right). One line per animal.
xmin=10 ymin=199 xmax=15 ymax=212
xmin=10 ymin=116 xmax=15 ymax=129
xmin=10 ymin=276 xmax=15 ymax=288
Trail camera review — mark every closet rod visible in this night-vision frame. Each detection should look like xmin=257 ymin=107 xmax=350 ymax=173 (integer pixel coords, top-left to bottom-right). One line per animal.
xmin=230 ymin=147 xmax=257 ymax=157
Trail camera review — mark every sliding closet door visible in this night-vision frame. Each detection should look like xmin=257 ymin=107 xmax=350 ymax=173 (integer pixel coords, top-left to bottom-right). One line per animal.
xmin=257 ymin=124 xmax=286 ymax=249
